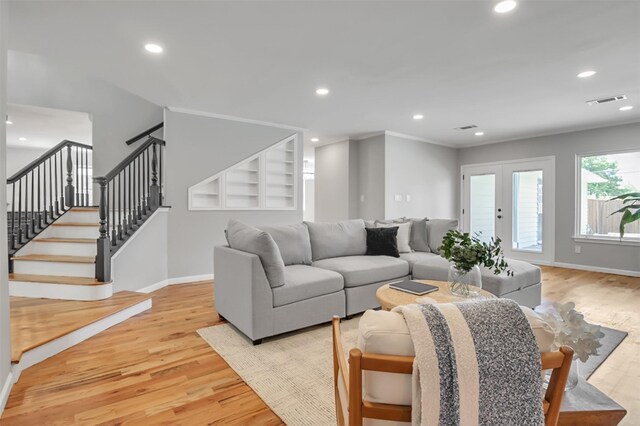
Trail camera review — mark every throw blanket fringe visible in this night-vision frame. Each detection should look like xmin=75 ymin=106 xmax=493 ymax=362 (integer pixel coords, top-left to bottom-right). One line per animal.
xmin=393 ymin=299 xmax=543 ymax=426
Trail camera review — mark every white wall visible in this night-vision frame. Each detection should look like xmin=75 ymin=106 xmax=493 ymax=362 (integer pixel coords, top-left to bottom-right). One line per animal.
xmin=0 ymin=0 xmax=13 ymax=411
xmin=164 ymin=110 xmax=303 ymax=278
xmin=314 ymin=140 xmax=352 ymax=222
xmin=384 ymin=134 xmax=459 ymax=220
xmin=6 ymin=146 xmax=48 ymax=177
xmin=111 ymin=209 xmax=169 ymax=292
xmin=7 ymin=51 xmax=163 ymax=176
xmin=459 ymin=122 xmax=640 ymax=273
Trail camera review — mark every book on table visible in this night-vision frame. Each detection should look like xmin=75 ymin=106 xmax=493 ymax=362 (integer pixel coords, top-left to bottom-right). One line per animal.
xmin=389 ymin=279 xmax=439 ymax=296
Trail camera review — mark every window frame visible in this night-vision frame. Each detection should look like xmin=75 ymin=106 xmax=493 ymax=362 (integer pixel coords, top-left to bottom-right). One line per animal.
xmin=574 ymin=148 xmax=640 ymax=246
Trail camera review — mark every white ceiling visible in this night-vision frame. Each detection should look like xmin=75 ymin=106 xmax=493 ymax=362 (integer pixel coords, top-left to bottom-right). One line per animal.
xmin=6 ymin=104 xmax=92 ymax=149
xmin=7 ymin=0 xmax=640 ymax=148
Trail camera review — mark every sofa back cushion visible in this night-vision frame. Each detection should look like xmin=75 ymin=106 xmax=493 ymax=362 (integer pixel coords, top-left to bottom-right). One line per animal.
xmin=304 ymin=219 xmax=367 ymax=261
xmin=226 ymin=219 xmax=286 ymax=288
xmin=259 ymin=223 xmax=312 ymax=266
xmin=375 ymin=221 xmax=412 ymax=253
xmin=426 ymin=218 xmax=458 ymax=254
xmin=407 ymin=217 xmax=431 ymax=253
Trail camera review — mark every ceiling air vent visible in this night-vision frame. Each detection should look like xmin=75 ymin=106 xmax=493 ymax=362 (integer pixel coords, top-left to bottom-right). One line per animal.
xmin=454 ymin=124 xmax=478 ymax=131
xmin=586 ymin=95 xmax=627 ymax=106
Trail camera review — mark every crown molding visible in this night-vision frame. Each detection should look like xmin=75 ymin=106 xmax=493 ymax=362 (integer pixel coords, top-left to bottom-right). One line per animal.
xmin=166 ymin=107 xmax=307 ymax=132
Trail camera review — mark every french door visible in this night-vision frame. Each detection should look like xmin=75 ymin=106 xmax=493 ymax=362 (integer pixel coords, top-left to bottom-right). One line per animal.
xmin=461 ymin=157 xmax=555 ymax=264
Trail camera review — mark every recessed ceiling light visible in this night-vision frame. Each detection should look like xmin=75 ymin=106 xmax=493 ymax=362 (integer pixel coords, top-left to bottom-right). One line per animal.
xmin=144 ymin=43 xmax=163 ymax=53
xmin=310 ymin=137 xmax=319 ymax=142
xmin=413 ymin=114 xmax=424 ymax=120
xmin=494 ymin=0 xmax=517 ymax=13
xmin=619 ymin=106 xmax=633 ymax=111
xmin=18 ymin=137 xmax=27 ymax=141
xmin=474 ymin=131 xmax=485 ymax=136
xmin=315 ymin=88 xmax=329 ymax=96
xmin=577 ymin=70 xmax=597 ymax=78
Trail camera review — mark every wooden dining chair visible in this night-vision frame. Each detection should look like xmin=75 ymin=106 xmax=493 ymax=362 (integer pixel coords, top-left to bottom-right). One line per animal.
xmin=332 ymin=316 xmax=573 ymax=426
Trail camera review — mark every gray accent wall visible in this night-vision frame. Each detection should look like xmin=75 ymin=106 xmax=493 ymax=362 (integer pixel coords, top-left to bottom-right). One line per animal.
xmin=459 ymin=122 xmax=640 ymax=273
xmin=314 ymin=140 xmax=352 ymax=222
xmin=356 ymin=134 xmax=386 ymax=219
xmin=0 ymin=0 xmax=11 ymax=409
xmin=164 ymin=110 xmax=302 ymax=278
xmin=385 ymin=134 xmax=459 ymax=219
xmin=7 ymin=51 xmax=163 ymax=176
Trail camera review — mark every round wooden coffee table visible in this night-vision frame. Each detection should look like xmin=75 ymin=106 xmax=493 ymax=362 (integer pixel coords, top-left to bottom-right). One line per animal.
xmin=376 ymin=280 xmax=496 ymax=311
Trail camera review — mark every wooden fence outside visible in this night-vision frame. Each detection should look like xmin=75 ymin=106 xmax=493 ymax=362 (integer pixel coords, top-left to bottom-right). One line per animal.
xmin=587 ymin=198 xmax=640 ymax=236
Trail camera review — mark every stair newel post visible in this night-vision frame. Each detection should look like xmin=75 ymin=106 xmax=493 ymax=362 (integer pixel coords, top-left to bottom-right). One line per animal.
xmin=95 ymin=177 xmax=111 ymax=282
xmin=149 ymin=141 xmax=160 ymax=211
xmin=65 ymin=144 xmax=75 ymax=208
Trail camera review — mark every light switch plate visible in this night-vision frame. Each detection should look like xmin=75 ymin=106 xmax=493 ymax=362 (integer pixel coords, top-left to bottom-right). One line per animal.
xmin=406 ymin=194 xmax=411 ymax=202
xmin=394 ymin=194 xmax=402 ymax=201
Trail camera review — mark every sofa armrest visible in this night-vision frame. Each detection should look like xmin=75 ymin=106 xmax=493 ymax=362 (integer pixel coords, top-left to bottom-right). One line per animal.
xmin=214 ymin=246 xmax=275 ymax=341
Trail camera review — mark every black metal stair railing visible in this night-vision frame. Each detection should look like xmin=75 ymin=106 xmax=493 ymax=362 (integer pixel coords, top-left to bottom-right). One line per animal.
xmin=94 ymin=136 xmax=166 ymax=282
xmin=6 ymin=140 xmax=93 ymax=259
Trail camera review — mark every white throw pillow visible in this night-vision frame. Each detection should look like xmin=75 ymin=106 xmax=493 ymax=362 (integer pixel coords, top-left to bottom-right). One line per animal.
xmin=376 ymin=221 xmax=412 ymax=253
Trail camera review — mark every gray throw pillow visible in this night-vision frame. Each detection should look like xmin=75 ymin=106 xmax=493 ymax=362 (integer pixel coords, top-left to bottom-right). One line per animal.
xmin=259 ymin=223 xmax=312 ymax=266
xmin=226 ymin=219 xmax=286 ymax=288
xmin=304 ymin=219 xmax=367 ymax=261
xmin=427 ymin=219 xmax=459 ymax=254
xmin=407 ymin=217 xmax=431 ymax=252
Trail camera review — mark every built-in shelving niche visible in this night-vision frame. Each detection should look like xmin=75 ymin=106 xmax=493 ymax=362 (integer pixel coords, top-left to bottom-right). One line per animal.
xmin=188 ymin=134 xmax=298 ymax=210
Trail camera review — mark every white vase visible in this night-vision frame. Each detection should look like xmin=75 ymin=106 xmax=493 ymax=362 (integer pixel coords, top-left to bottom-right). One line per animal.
xmin=448 ymin=265 xmax=482 ymax=297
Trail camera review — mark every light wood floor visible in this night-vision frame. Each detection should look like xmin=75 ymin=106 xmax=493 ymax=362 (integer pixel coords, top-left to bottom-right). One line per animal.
xmin=10 ymin=291 xmax=151 ymax=363
xmin=1 ymin=267 xmax=638 ymax=425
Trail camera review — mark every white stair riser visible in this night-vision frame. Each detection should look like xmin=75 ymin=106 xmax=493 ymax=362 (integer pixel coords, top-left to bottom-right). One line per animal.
xmin=13 ymin=260 xmax=95 ymax=278
xmin=9 ymin=281 xmax=113 ymax=301
xmin=46 ymin=226 xmax=100 ymax=239
xmin=25 ymin=242 xmax=97 ymax=257
xmin=57 ymin=211 xmax=99 ymax=224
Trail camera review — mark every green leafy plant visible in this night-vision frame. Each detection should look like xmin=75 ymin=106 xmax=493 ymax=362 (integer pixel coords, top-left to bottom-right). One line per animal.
xmin=609 ymin=192 xmax=640 ymax=238
xmin=439 ymin=230 xmax=512 ymax=276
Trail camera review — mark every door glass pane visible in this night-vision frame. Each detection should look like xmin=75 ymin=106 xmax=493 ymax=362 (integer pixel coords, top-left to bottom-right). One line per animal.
xmin=470 ymin=174 xmax=495 ymax=244
xmin=512 ymin=170 xmax=543 ymax=252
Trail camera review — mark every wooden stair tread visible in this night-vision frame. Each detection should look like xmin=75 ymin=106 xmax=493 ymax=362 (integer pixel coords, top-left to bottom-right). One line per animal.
xmin=35 ymin=237 xmax=96 ymax=244
xmin=51 ymin=222 xmax=99 ymax=227
xmin=12 ymin=254 xmax=96 ymax=264
xmin=10 ymin=291 xmax=152 ymax=362
xmin=9 ymin=273 xmax=110 ymax=286
xmin=71 ymin=207 xmax=99 ymax=212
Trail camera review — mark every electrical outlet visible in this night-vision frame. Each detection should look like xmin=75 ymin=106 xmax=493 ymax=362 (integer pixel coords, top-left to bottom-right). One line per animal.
xmin=574 ymin=245 xmax=581 ymax=254
xmin=360 ymin=195 xmax=365 ymax=202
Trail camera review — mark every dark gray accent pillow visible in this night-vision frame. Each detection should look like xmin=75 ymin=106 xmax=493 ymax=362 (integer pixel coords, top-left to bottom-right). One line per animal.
xmin=366 ymin=227 xmax=400 ymax=258
xmin=226 ymin=219 xmax=286 ymax=288
xmin=427 ymin=219 xmax=459 ymax=254
xmin=304 ymin=219 xmax=367 ymax=261
xmin=259 ymin=223 xmax=312 ymax=266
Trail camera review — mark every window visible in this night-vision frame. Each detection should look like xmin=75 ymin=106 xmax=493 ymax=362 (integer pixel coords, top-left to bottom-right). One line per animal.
xmin=577 ymin=150 xmax=640 ymax=241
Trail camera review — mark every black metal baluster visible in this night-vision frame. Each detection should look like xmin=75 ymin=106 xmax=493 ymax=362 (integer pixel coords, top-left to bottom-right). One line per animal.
xmin=159 ymin=143 xmax=163 ymax=205
xmin=75 ymin=147 xmax=79 ymax=206
xmin=49 ymin=158 xmax=54 ymax=220
xmin=10 ymin=182 xmax=16 ymax=250
xmin=54 ymin=152 xmax=60 ymax=215
xmin=111 ymin=180 xmax=116 ymax=246
xmin=28 ymin=171 xmax=34 ymax=236
xmin=36 ymin=165 xmax=42 ymax=229
xmin=17 ymin=179 xmax=23 ymax=244
xmin=85 ymin=148 xmax=89 ymax=206
xmin=137 ymin=155 xmax=142 ymax=220
xmin=143 ymin=148 xmax=148 ymax=212
xmin=118 ymin=173 xmax=123 ymax=241
xmin=128 ymin=165 xmax=133 ymax=229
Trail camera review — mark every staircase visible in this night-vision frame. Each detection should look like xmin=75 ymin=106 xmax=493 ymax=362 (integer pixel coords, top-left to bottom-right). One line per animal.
xmin=6 ymin=125 xmax=166 ymax=301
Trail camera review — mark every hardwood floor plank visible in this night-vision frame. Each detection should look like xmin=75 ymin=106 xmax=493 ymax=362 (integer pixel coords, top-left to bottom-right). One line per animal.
xmin=2 ymin=269 xmax=637 ymax=425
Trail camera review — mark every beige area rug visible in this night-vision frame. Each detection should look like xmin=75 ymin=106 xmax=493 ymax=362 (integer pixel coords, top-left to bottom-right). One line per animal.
xmin=197 ymin=318 xmax=360 ymax=425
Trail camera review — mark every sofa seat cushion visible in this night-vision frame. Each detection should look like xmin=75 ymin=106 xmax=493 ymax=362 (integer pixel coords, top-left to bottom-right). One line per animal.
xmin=412 ymin=256 xmax=541 ymax=297
xmin=357 ymin=307 xmax=554 ymax=406
xmin=273 ymin=265 xmax=344 ymax=307
xmin=480 ymin=259 xmax=541 ymax=296
xmin=399 ymin=252 xmax=439 ymax=273
xmin=312 ymin=255 xmax=409 ymax=288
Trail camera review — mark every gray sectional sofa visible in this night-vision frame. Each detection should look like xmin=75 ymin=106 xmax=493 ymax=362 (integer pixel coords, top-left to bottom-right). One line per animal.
xmin=214 ymin=218 xmax=541 ymax=344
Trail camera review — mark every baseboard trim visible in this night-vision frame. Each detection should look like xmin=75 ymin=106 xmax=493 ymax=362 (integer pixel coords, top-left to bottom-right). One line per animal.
xmin=137 ymin=274 xmax=214 ymax=294
xmin=551 ymin=262 xmax=640 ymax=277
xmin=0 ymin=370 xmax=14 ymax=415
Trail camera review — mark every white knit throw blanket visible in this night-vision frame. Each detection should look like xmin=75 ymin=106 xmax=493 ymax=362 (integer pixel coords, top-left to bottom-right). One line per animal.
xmin=393 ymin=299 xmax=543 ymax=426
